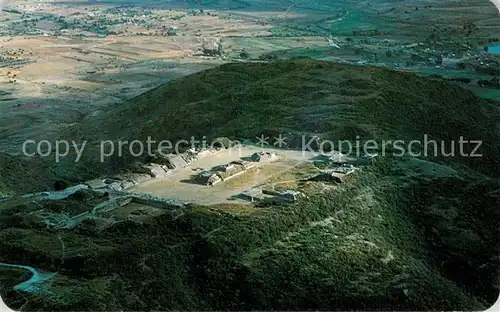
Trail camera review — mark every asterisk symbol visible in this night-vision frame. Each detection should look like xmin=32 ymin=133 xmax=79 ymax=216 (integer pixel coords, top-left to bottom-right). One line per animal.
xmin=256 ymin=134 xmax=270 ymax=147
xmin=274 ymin=134 xmax=288 ymax=148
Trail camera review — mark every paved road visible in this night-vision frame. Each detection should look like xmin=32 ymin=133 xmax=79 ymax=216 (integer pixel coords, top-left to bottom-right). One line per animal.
xmin=22 ymin=184 xmax=89 ymax=201
xmin=0 ymin=263 xmax=56 ymax=293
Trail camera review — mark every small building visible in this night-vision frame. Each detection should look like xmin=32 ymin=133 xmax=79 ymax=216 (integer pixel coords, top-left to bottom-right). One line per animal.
xmin=85 ymin=179 xmax=108 ymax=190
xmin=107 ymin=181 xmax=124 ymax=191
xmin=211 ymin=164 xmax=228 ymax=172
xmin=261 ymin=189 xmax=305 ymax=203
xmin=165 ymin=154 xmax=188 ymax=169
xmin=145 ymin=163 xmax=171 ymax=178
xmin=196 ymin=171 xmax=222 ymax=186
xmin=331 ymin=165 xmax=357 ymax=174
xmin=230 ymin=160 xmax=255 ymax=170
xmin=310 ymin=165 xmax=359 ymax=183
xmin=128 ymin=174 xmax=151 ymax=185
xmin=250 ymin=151 xmax=276 ymax=162
xmin=120 ymin=180 xmax=135 ymax=190
xmin=240 ymin=188 xmax=266 ymax=202
xmin=181 ymin=151 xmax=198 ymax=164
xmin=329 ymin=152 xmax=347 ymax=164
xmin=276 ymin=190 xmax=304 ymax=203
xmin=216 ymin=164 xmax=245 ymax=179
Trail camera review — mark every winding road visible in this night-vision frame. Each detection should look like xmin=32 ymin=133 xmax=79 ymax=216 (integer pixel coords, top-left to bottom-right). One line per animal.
xmin=0 ymin=263 xmax=55 ymax=293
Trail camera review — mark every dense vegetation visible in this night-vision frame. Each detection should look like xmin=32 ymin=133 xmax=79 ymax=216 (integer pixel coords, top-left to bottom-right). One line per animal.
xmin=1 ymin=60 xmax=499 ymax=310
xmin=1 ymin=160 xmax=498 ymax=310
xmin=0 ymin=153 xmax=52 ymax=197
xmin=67 ymin=60 xmax=500 ymax=180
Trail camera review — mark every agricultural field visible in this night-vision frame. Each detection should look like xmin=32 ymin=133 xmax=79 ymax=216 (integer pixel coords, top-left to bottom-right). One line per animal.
xmin=0 ymin=0 xmax=499 ymax=153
